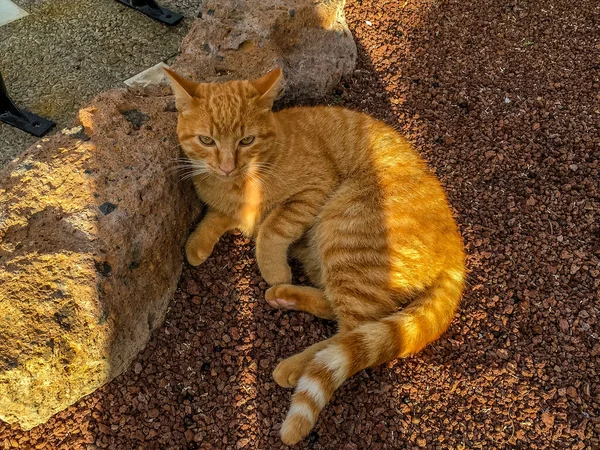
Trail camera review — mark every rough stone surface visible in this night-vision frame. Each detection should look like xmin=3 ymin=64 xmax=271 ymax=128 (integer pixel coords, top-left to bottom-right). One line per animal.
xmin=0 ymin=86 xmax=199 ymax=430
xmin=173 ymin=0 xmax=357 ymax=102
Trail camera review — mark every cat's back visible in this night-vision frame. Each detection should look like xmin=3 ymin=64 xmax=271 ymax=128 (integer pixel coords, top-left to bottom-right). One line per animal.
xmin=276 ymin=106 xmax=425 ymax=177
xmin=276 ymin=105 xmax=381 ymax=146
xmin=276 ymin=105 xmax=366 ymax=131
xmin=276 ymin=106 xmax=452 ymax=230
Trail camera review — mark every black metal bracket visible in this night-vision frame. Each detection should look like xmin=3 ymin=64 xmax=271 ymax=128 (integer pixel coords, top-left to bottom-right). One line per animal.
xmin=0 ymin=73 xmax=55 ymax=137
xmin=116 ymin=0 xmax=183 ymax=25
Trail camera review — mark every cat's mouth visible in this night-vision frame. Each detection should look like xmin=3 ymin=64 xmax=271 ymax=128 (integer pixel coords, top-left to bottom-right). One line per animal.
xmin=211 ymin=166 xmax=239 ymax=179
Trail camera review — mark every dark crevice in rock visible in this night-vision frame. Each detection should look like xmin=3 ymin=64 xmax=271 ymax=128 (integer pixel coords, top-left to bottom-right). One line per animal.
xmin=98 ymin=202 xmax=117 ymax=215
xmin=121 ymin=110 xmax=151 ymax=129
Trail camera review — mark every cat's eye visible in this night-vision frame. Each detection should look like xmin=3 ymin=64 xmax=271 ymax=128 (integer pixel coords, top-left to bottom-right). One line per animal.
xmin=239 ymin=136 xmax=255 ymax=146
xmin=198 ymin=135 xmax=215 ymax=146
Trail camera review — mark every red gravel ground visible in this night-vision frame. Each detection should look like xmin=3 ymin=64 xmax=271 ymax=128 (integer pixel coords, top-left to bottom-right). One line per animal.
xmin=2 ymin=0 xmax=599 ymax=448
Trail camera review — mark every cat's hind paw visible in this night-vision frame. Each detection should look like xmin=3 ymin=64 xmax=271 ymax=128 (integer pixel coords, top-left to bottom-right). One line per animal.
xmin=273 ymin=353 xmax=306 ymax=388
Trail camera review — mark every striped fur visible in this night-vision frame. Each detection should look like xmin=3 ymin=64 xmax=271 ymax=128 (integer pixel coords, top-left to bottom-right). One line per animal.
xmin=281 ymin=269 xmax=464 ymax=444
xmin=166 ymin=68 xmax=466 ymax=445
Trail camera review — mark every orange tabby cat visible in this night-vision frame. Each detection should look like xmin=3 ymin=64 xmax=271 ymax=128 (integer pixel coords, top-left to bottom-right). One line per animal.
xmin=165 ymin=67 xmax=465 ymax=445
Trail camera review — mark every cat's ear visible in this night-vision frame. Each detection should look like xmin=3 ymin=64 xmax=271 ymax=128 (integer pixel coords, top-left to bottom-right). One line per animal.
xmin=250 ymin=67 xmax=283 ymax=109
xmin=163 ymin=68 xmax=198 ymax=110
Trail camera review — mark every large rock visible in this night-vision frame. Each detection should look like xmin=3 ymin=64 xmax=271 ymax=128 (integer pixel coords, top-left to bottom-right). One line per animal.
xmin=0 ymin=86 xmax=199 ymax=429
xmin=173 ymin=0 xmax=357 ymax=102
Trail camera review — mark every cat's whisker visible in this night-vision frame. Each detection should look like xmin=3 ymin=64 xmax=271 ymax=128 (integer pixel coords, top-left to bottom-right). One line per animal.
xmin=248 ymin=160 xmax=280 ymax=175
xmin=167 ymin=159 xmax=208 ymax=173
xmin=165 ymin=166 xmax=206 ymax=173
xmin=179 ymin=167 xmax=209 ymax=177
xmin=179 ymin=168 xmax=210 ymax=182
xmin=244 ymin=169 xmax=272 ymax=197
xmin=168 ymin=161 xmax=204 ymax=167
xmin=189 ymin=173 xmax=211 ymax=184
xmin=180 ymin=174 xmax=206 ymax=183
xmin=251 ymin=165 xmax=286 ymax=185
xmin=169 ymin=159 xmax=192 ymax=165
xmin=246 ymin=163 xmax=279 ymax=192
xmin=166 ymin=163 xmax=202 ymax=172
xmin=252 ymin=163 xmax=281 ymax=175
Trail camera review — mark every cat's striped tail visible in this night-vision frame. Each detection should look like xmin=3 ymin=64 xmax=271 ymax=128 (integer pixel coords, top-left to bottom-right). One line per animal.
xmin=279 ymin=268 xmax=464 ymax=445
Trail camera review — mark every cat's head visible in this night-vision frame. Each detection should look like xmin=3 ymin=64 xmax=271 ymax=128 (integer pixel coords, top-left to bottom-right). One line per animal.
xmin=164 ymin=67 xmax=282 ymax=179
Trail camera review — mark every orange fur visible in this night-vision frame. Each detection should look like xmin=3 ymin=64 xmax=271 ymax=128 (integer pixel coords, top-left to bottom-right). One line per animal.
xmin=165 ymin=67 xmax=466 ymax=445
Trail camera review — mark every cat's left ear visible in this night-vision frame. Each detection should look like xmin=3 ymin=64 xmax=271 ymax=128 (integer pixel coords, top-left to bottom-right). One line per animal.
xmin=163 ymin=67 xmax=198 ymax=111
xmin=250 ymin=67 xmax=283 ymax=109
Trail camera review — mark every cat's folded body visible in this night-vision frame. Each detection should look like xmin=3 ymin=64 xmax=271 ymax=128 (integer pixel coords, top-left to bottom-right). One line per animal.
xmin=166 ymin=67 xmax=465 ymax=445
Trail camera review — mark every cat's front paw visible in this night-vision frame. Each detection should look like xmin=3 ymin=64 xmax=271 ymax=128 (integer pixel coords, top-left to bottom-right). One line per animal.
xmin=185 ymin=236 xmax=213 ymax=266
xmin=265 ymin=285 xmax=297 ymax=310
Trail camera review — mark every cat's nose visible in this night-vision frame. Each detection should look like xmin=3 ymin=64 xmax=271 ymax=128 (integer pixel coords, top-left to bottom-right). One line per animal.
xmin=220 ymin=165 xmax=235 ymax=176
xmin=220 ymin=157 xmax=235 ymax=176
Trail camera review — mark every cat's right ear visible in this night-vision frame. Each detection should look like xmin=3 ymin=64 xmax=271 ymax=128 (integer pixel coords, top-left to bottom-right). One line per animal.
xmin=163 ymin=68 xmax=198 ymax=111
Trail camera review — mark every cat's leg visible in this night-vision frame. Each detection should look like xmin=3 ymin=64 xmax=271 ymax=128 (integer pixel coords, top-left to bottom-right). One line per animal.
xmin=272 ymin=337 xmax=335 ymax=388
xmin=256 ymin=188 xmax=328 ymax=285
xmin=185 ymin=209 xmax=234 ymax=266
xmin=265 ymin=285 xmax=335 ymax=320
xmin=289 ymin=234 xmax=323 ymax=287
